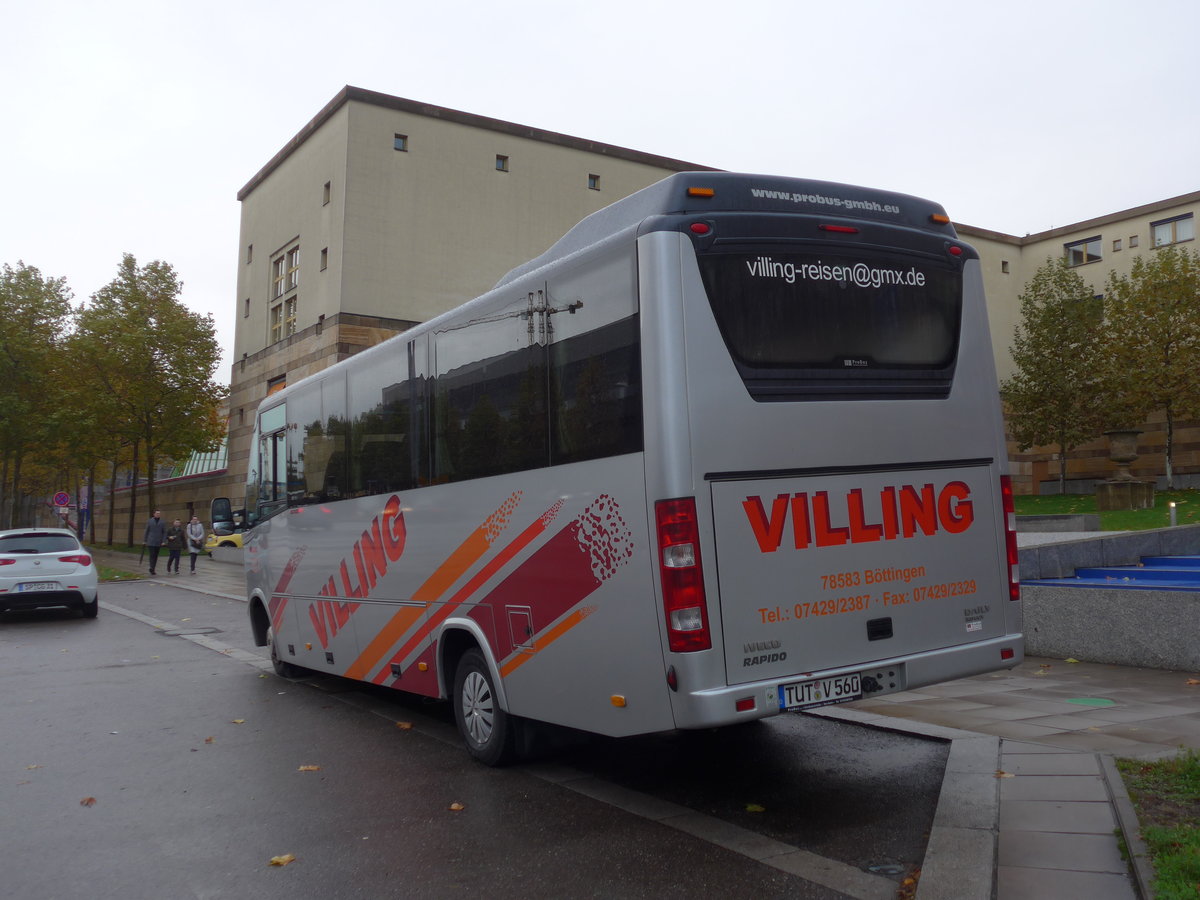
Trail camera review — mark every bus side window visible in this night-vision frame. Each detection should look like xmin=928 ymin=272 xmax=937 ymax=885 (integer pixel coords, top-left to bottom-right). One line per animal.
xmin=433 ymin=292 xmax=550 ymax=485
xmin=349 ymin=342 xmax=425 ymax=497
xmin=547 ymin=253 xmax=642 ymax=465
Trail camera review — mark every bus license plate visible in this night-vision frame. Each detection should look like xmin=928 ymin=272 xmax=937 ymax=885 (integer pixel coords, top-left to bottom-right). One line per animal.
xmin=18 ymin=582 xmax=60 ymax=592
xmin=779 ymin=673 xmax=862 ymax=710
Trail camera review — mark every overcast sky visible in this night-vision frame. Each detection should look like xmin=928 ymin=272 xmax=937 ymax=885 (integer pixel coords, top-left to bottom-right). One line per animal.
xmin=5 ymin=0 xmax=1197 ymax=378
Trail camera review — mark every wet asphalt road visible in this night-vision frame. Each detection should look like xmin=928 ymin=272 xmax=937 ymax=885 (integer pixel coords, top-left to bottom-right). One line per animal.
xmin=1 ymin=580 xmax=945 ymax=899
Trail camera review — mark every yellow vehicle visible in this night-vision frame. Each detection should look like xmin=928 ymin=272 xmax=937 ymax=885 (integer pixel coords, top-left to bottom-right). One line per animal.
xmin=204 ymin=530 xmax=244 ymax=554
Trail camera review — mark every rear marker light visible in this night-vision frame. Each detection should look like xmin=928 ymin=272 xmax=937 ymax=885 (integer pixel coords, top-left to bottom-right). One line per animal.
xmin=687 ymin=187 xmax=715 ymax=198
xmin=1001 ymin=648 xmax=1015 ymax=660
xmin=735 ymin=697 xmax=756 ymax=713
xmin=611 ymin=695 xmax=627 ymax=708
xmin=931 ymin=213 xmax=951 ymax=224
xmin=819 ymin=224 xmax=859 ymax=234
xmin=1000 ymin=476 xmax=1020 ymax=602
xmin=949 ymin=246 xmax=963 ymax=257
xmin=0 ymin=559 xmax=15 ymax=566
xmin=689 ymin=222 xmax=711 ymax=235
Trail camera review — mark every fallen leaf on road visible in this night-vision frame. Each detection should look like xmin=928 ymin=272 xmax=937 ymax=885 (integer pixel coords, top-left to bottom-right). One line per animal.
xmin=268 ymin=854 xmax=297 ymax=867
xmin=1186 ymin=678 xmax=1200 ymax=686
xmin=298 ymin=765 xmax=321 ymax=772
xmin=80 ymin=797 xmax=97 ymax=807
xmin=449 ymin=802 xmax=465 ymax=811
xmin=995 ymin=770 xmax=1014 ymax=778
xmin=205 ymin=736 xmax=215 ymax=744
xmin=396 ymin=721 xmax=413 ymax=730
xmin=26 ymin=764 xmax=43 ymax=770
xmin=232 ymin=719 xmax=246 ymax=725
xmin=1064 ymin=658 xmax=1080 ymax=664
xmin=745 ymin=803 xmax=766 ymax=812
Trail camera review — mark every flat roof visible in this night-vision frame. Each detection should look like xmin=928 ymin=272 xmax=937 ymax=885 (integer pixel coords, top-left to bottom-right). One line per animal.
xmin=237 ymin=85 xmax=717 ymax=201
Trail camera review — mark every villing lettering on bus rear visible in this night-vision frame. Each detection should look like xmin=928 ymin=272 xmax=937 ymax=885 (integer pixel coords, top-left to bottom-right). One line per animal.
xmin=742 ymin=482 xmax=973 ymax=553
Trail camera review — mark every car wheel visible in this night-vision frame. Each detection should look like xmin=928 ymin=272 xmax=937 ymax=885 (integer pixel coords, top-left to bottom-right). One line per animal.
xmin=81 ymin=596 xmax=99 ymax=619
xmin=453 ymin=648 xmax=519 ymax=766
xmin=268 ymin=626 xmax=305 ymax=678
xmin=220 ymin=541 xmax=236 ymax=548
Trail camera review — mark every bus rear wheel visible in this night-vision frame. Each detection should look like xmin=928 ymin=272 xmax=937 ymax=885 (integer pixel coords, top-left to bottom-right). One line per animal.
xmin=453 ymin=648 xmax=518 ymax=766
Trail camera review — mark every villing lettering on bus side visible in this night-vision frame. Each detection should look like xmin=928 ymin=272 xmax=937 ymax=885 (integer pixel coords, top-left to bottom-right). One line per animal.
xmin=741 ymin=482 xmax=974 ymax=553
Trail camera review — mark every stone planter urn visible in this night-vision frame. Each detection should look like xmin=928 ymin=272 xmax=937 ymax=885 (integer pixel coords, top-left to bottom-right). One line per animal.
xmin=1096 ymin=429 xmax=1154 ymax=511
xmin=1103 ymin=429 xmax=1141 ymax=482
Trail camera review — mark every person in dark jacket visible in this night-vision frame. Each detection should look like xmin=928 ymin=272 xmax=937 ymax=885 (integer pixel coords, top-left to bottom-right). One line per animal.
xmin=164 ymin=518 xmax=185 ymax=574
xmin=144 ymin=510 xmax=166 ymax=575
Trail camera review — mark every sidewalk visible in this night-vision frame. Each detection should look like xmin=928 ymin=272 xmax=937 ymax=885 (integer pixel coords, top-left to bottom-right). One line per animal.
xmin=91 ymin=539 xmax=1179 ymax=898
xmin=91 ymin=546 xmax=247 ymax=600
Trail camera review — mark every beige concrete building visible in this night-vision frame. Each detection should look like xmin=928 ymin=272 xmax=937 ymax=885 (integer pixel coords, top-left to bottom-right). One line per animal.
xmin=116 ymin=87 xmax=1199 ymax=535
xmin=222 ymin=86 xmax=711 ymax=518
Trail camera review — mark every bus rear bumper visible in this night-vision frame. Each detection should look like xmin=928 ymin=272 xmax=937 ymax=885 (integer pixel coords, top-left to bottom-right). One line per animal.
xmin=669 ymin=634 xmax=1024 ymax=730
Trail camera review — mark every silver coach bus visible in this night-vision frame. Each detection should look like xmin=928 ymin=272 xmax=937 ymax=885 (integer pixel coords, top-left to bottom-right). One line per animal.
xmin=231 ymin=172 xmax=1023 ymax=764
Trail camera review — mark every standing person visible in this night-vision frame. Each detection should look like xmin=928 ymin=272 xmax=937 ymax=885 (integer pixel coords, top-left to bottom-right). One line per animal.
xmin=164 ymin=518 xmax=185 ymax=574
xmin=144 ymin=509 xmax=166 ymax=575
xmin=186 ymin=515 xmax=205 ymax=574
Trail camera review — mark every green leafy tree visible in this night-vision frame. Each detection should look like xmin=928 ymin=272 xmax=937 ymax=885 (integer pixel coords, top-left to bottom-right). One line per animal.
xmin=1100 ymin=245 xmax=1200 ymax=489
xmin=73 ymin=254 xmax=227 ymax=543
xmin=0 ymin=262 xmax=73 ymax=527
xmin=1000 ymin=258 xmax=1104 ymax=494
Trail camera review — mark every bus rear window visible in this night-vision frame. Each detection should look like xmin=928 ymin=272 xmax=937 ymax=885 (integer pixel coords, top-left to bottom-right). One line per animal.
xmin=696 ymin=248 xmax=962 ymax=400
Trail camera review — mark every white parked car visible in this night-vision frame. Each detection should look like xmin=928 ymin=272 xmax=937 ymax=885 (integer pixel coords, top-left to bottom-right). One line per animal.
xmin=0 ymin=528 xmax=99 ymax=619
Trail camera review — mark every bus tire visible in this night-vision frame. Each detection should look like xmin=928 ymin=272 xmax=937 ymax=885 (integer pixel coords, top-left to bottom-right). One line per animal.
xmin=268 ymin=626 xmax=305 ymax=678
xmin=453 ymin=648 xmax=518 ymax=766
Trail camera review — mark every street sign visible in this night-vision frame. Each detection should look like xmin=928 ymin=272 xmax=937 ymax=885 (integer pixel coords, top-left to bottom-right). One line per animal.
xmin=53 ymin=492 xmax=70 ymax=508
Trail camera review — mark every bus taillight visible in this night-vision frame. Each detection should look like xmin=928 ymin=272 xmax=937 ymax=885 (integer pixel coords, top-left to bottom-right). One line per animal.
xmin=1000 ymin=476 xmax=1020 ymax=602
xmin=655 ymin=498 xmax=712 ymax=652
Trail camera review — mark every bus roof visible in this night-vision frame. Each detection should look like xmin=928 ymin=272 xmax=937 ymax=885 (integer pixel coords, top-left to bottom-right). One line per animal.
xmin=495 ymin=172 xmax=957 ymax=288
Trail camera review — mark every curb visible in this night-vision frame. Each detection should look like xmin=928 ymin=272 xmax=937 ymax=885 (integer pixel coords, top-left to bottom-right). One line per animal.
xmin=810 ymin=706 xmax=999 ymax=900
xmin=1099 ymin=754 xmax=1155 ymax=899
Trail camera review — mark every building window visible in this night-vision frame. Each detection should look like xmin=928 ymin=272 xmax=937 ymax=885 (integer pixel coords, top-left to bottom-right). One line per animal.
xmin=495 ymin=154 xmax=509 ymax=172
xmin=244 ymin=297 xmax=250 ymax=318
xmin=1064 ymin=236 xmax=1102 ymax=267
xmin=320 ymin=248 xmax=328 ymax=271
xmin=1130 ymin=234 xmax=1139 ymax=248
xmin=286 ymin=246 xmax=300 ymax=291
xmin=272 ymin=255 xmax=286 ymax=298
xmin=1001 ymin=260 xmax=1009 ymax=274
xmin=270 ymin=304 xmax=283 ymax=343
xmin=246 ymin=244 xmax=253 ymax=264
xmin=588 ymin=174 xmax=600 ymax=191
xmin=323 ymin=181 xmax=331 ymax=205
xmin=284 ymin=297 xmax=297 ymax=337
xmin=1113 ymin=238 xmax=1122 ymax=252
xmin=1152 ymin=214 xmax=1195 ymax=247
xmin=394 ymin=133 xmax=408 ymax=152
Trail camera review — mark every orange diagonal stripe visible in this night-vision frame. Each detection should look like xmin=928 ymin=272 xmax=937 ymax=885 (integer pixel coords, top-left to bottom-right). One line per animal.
xmin=343 ymin=528 xmax=490 ymax=681
xmin=372 ymin=503 xmax=561 ymax=684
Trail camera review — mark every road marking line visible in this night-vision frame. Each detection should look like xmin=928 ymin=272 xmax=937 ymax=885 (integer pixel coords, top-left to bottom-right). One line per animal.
xmin=102 ymin=601 xmax=271 ymax=671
